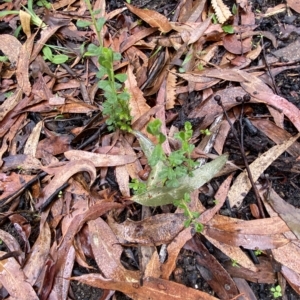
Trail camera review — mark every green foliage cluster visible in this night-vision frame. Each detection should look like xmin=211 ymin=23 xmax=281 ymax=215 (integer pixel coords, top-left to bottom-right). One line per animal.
xmin=270 ymin=285 xmax=282 ymax=299
xmin=146 ymin=120 xmax=197 ymax=187
xmin=174 ymin=193 xmax=203 ymax=232
xmin=81 ymin=0 xmax=132 ymax=132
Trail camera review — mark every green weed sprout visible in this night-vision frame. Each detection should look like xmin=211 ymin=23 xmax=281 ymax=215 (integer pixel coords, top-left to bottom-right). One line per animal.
xmin=146 ymin=120 xmax=197 ymax=188
xmin=270 ymin=285 xmax=282 ymax=299
xmin=83 ymin=0 xmax=132 ymax=132
xmin=0 ymin=0 xmax=46 ymax=28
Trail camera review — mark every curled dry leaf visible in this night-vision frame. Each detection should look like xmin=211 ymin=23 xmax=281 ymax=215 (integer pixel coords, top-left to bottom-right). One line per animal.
xmin=36 ymin=159 xmax=96 ymax=209
xmin=228 ymin=133 xmax=300 ymax=208
xmin=211 ymin=0 xmax=232 ymax=24
xmin=0 ymin=251 xmax=39 ymax=299
xmin=24 ymin=121 xmax=43 ymax=157
xmin=64 ymin=150 xmax=137 ymax=167
xmin=125 ymin=3 xmax=172 ymax=33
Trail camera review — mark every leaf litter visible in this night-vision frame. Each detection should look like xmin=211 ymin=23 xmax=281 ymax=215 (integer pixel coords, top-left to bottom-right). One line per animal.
xmin=0 ymin=0 xmax=300 ymax=299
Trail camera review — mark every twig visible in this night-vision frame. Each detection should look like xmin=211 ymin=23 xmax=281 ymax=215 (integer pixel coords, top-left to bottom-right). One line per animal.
xmin=214 ymin=95 xmax=265 ymax=218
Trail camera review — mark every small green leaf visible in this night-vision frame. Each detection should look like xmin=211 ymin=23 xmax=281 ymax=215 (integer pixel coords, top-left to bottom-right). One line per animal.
xmin=222 ymin=25 xmax=235 ymax=34
xmin=42 ymin=46 xmax=53 ymax=61
xmin=51 ymin=54 xmax=68 ymax=64
xmin=76 ymin=19 xmax=92 ymax=27
xmin=115 ymin=73 xmax=127 ymax=83
xmin=96 ymin=17 xmax=106 ymax=32
xmin=232 ymin=3 xmax=237 ymax=15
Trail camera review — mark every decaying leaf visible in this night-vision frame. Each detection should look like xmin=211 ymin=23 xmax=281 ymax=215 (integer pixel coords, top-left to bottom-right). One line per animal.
xmin=211 ymin=0 xmax=232 ymax=24
xmin=72 ymin=274 xmax=219 ymax=300
xmin=64 ymin=150 xmax=137 ymax=167
xmin=125 ymin=3 xmax=172 ymax=33
xmin=0 ymin=251 xmax=39 ymax=299
xmin=228 ymin=133 xmax=300 ymax=208
xmin=109 ymin=213 xmax=186 ymax=246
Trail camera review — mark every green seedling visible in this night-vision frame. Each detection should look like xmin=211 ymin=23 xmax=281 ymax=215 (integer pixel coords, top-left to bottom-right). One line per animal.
xmin=58 ymin=190 xmax=63 ymax=198
xmin=254 ymin=249 xmax=262 ymax=256
xmin=129 ymin=179 xmax=147 ymax=195
xmin=83 ymin=0 xmax=132 ymax=132
xmin=131 ymin=122 xmax=228 ymax=207
xmin=200 ymin=128 xmax=211 ymax=136
xmin=42 ymin=46 xmax=68 ymax=65
xmin=174 ymin=193 xmax=203 ymax=232
xmin=231 ymin=259 xmax=239 ymax=267
xmin=146 ymin=120 xmax=197 ymax=188
xmin=270 ymin=285 xmax=282 ymax=299
xmin=232 ymin=3 xmax=238 ymax=15
xmin=222 ymin=25 xmax=234 ymax=34
xmin=37 ymin=0 xmax=51 ymax=9
xmin=0 ymin=56 xmax=8 ymax=62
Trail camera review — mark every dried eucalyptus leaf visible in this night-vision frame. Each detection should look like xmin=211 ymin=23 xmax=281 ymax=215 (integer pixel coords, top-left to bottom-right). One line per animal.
xmin=132 ymin=154 xmax=228 ymax=206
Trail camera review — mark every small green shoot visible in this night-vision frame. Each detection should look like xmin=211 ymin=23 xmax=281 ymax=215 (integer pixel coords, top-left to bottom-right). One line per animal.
xmin=147 ymin=120 xmax=197 ymax=188
xmin=200 ymin=128 xmax=211 ymax=136
xmin=209 ymin=13 xmax=218 ymax=24
xmin=254 ymin=249 xmax=262 ymax=256
xmin=83 ymin=0 xmax=132 ymax=132
xmin=222 ymin=25 xmax=234 ymax=34
xmin=42 ymin=46 xmax=68 ymax=65
xmin=270 ymin=285 xmax=282 ymax=299
xmin=231 ymin=259 xmax=239 ymax=267
xmin=232 ymin=4 xmax=237 ymax=15
xmin=174 ymin=193 xmax=203 ymax=232
xmin=58 ymin=190 xmax=63 ymax=198
xmin=129 ymin=179 xmax=147 ymax=195
xmin=37 ymin=0 xmax=52 ymax=9
xmin=0 ymin=56 xmax=8 ymax=62
xmin=197 ymin=63 xmax=204 ymax=71
xmin=212 ymin=199 xmax=218 ymax=205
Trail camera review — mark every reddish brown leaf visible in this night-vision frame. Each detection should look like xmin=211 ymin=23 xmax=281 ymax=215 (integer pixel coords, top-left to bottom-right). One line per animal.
xmin=0 ymin=251 xmax=38 ymax=299
xmin=36 ymin=159 xmax=96 ymax=210
xmin=287 ymin=0 xmax=300 ymax=13
xmin=125 ymin=3 xmax=172 ymax=33
xmin=88 ymin=218 xmax=139 ymax=281
xmin=205 ymin=227 xmax=289 ymax=250
xmin=72 ymin=274 xmax=219 ymax=300
xmin=225 ymin=256 xmax=276 ymax=284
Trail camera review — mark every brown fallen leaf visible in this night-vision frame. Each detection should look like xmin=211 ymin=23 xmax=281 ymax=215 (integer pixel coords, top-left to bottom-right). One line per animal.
xmin=36 ymin=159 xmax=96 ymax=210
xmin=228 ymin=133 xmax=300 ymax=208
xmin=88 ymin=218 xmax=139 ymax=281
xmin=1 ymin=154 xmax=42 ymax=172
xmin=64 ymin=150 xmax=137 ymax=167
xmin=287 ymin=0 xmax=300 ymax=13
xmin=72 ymin=274 xmax=219 ymax=300
xmin=125 ymin=3 xmax=172 ymax=33
xmin=0 ymin=251 xmax=38 ymax=299
xmin=266 ymin=188 xmax=300 ymax=240
xmin=204 ymin=227 xmax=289 ymax=250
xmin=224 ymin=256 xmax=276 ymax=284
xmin=281 ymin=265 xmax=300 ymax=296
xmin=0 ymin=34 xmax=22 ymax=65
xmin=23 ymin=222 xmax=51 ymax=285
xmin=108 ymin=213 xmax=186 ymax=246
xmin=185 ymin=237 xmax=239 ymax=299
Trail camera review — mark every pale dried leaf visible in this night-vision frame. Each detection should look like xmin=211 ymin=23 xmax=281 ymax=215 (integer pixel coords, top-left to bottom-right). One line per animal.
xmin=211 ymin=0 xmax=232 ymax=24
xmin=0 ymin=251 xmax=38 ymax=299
xmin=0 ymin=88 xmax=22 ymax=122
xmin=0 ymin=34 xmax=22 ymax=64
xmin=19 ymin=10 xmax=31 ymax=38
xmin=126 ymin=65 xmax=150 ymax=122
xmin=228 ymin=134 xmax=300 ymax=208
xmin=64 ymin=150 xmax=137 ymax=167
xmin=24 ymin=121 xmax=43 ymax=157
xmin=166 ymin=70 xmax=177 ymax=110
